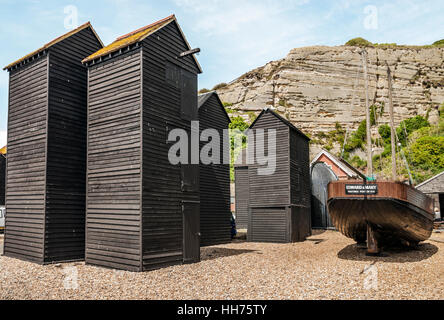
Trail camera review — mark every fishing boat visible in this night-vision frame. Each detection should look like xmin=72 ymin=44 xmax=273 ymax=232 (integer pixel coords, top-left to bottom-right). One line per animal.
xmin=327 ymin=51 xmax=435 ymax=255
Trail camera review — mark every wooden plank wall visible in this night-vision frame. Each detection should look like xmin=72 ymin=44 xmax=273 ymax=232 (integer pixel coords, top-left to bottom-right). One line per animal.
xmin=86 ymin=49 xmax=143 ymax=272
xmin=0 ymin=155 xmax=5 ymax=206
xmin=248 ymin=112 xmax=290 ymax=208
xmin=45 ymin=27 xmax=103 ymax=263
xmin=141 ymin=21 xmax=200 ymax=271
xmin=289 ymin=128 xmax=311 ymax=241
xmin=198 ymin=94 xmax=231 ymax=246
xmin=4 ymin=56 xmax=48 ymax=263
xmin=234 ymin=166 xmax=249 ymax=229
xmin=247 ymin=111 xmax=311 ymax=243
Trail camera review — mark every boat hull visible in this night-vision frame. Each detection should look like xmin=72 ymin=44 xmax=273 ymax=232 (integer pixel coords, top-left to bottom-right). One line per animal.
xmin=327 ymin=182 xmax=434 ymax=247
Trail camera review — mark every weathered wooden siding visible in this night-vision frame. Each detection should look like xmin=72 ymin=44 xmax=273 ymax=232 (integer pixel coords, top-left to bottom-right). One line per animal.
xmin=289 ymin=128 xmax=311 ymax=240
xmin=249 ymin=207 xmax=289 ymax=243
xmin=234 ymin=166 xmax=249 ymax=229
xmin=141 ymin=20 xmax=200 ymax=270
xmin=248 ymin=112 xmax=290 ymax=208
xmin=86 ymin=50 xmax=143 ymax=272
xmin=46 ymin=27 xmax=103 ymax=263
xmin=0 ymin=155 xmax=5 ymax=206
xmin=247 ymin=110 xmax=311 ymax=243
xmin=4 ymin=56 xmax=48 ymax=263
xmin=198 ymin=94 xmax=231 ymax=246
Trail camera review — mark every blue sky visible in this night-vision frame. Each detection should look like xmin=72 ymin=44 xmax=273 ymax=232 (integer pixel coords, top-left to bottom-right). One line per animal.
xmin=0 ymin=0 xmax=443 ymax=145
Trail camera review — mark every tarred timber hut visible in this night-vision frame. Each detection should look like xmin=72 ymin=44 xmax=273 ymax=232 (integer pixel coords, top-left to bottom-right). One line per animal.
xmin=247 ymin=109 xmax=311 ymax=243
xmin=0 ymin=153 xmax=5 ymax=206
xmin=198 ymin=91 xmax=231 ymax=246
xmin=3 ymin=23 xmax=104 ymax=264
xmin=83 ymin=15 xmax=202 ymax=272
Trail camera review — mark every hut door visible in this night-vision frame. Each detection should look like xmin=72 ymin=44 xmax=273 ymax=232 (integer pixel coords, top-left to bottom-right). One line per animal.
xmin=183 ymin=202 xmax=200 ymax=263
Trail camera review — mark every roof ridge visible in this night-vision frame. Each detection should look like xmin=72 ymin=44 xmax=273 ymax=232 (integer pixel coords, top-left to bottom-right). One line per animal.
xmin=4 ymin=22 xmax=102 ymax=71
xmin=116 ymin=15 xmax=175 ymax=41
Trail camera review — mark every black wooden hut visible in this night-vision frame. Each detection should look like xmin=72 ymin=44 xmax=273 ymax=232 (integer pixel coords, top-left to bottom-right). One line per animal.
xmin=198 ymin=92 xmax=232 ymax=246
xmin=0 ymin=154 xmax=5 ymax=206
xmin=234 ymin=149 xmax=249 ymax=230
xmin=2 ymin=23 xmax=103 ymax=264
xmin=83 ymin=15 xmax=202 ymax=272
xmin=247 ymin=109 xmax=311 ymax=243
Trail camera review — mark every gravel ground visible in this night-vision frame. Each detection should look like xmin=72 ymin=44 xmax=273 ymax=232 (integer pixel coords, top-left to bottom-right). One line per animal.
xmin=0 ymin=231 xmax=442 ymax=300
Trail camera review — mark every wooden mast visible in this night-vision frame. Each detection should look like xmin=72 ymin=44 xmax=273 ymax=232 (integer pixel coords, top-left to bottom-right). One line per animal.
xmin=362 ymin=50 xmax=373 ymax=178
xmin=387 ymin=64 xmax=397 ymax=181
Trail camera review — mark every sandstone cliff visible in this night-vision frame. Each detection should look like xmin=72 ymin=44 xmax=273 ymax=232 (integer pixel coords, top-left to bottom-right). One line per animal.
xmin=217 ymin=46 xmax=444 ymax=146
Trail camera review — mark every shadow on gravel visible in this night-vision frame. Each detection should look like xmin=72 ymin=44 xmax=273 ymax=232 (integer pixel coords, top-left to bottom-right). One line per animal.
xmin=338 ymin=243 xmax=439 ymax=263
xmin=201 ymin=247 xmax=259 ymax=262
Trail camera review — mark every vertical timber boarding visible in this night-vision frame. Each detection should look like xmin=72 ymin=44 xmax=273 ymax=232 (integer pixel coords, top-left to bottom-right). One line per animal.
xmin=247 ymin=110 xmax=311 ymax=243
xmin=198 ymin=92 xmax=232 ymax=247
xmin=4 ymin=25 xmax=103 ymax=264
xmin=85 ymin=16 xmax=201 ymax=272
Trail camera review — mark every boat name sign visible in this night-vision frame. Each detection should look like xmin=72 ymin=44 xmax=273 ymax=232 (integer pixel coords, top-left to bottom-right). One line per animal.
xmin=345 ymin=184 xmax=378 ymax=195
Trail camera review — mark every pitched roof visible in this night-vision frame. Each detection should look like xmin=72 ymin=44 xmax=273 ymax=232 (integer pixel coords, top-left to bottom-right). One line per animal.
xmin=416 ymin=170 xmax=444 ymax=190
xmin=198 ymin=91 xmax=231 ymax=124
xmin=82 ymin=15 xmax=202 ymax=73
xmin=249 ymin=108 xmax=310 ymax=141
xmin=4 ymin=22 xmax=103 ymax=71
xmin=311 ymin=149 xmax=364 ymax=179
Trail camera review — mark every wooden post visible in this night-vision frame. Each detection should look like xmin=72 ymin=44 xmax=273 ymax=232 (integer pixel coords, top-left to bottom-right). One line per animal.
xmin=387 ymin=65 xmax=397 ymax=181
xmin=367 ymin=224 xmax=381 ymax=256
xmin=362 ymin=50 xmax=373 ymax=178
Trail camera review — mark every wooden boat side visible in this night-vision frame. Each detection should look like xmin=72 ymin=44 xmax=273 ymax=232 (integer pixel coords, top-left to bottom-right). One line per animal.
xmin=327 ymin=181 xmax=434 ymax=217
xmin=327 ymin=181 xmax=435 ymax=245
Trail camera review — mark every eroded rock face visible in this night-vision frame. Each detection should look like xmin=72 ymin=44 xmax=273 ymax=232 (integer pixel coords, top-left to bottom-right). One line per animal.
xmin=217 ymin=46 xmax=444 ymax=136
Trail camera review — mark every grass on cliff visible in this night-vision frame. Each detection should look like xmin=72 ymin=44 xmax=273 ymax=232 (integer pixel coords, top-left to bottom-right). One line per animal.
xmin=345 ymin=37 xmax=444 ymax=48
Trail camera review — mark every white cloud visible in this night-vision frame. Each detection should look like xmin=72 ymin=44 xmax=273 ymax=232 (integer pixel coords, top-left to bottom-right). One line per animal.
xmin=0 ymin=131 xmax=6 ymax=147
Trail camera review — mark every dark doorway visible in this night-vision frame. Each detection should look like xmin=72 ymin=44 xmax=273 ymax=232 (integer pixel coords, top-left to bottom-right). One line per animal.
xmin=183 ymin=202 xmax=200 ymax=263
xmin=311 ymin=162 xmax=338 ymax=229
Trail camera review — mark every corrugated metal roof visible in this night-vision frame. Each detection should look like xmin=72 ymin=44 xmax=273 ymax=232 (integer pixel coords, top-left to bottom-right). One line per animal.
xmin=3 ymin=22 xmax=103 ymax=71
xmin=82 ymin=15 xmax=202 ymax=73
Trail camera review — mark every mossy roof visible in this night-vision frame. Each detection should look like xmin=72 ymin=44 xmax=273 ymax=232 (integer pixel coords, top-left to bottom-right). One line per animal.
xmin=3 ymin=22 xmax=103 ymax=71
xmin=82 ymin=15 xmax=202 ymax=73
xmin=0 ymin=146 xmax=6 ymax=155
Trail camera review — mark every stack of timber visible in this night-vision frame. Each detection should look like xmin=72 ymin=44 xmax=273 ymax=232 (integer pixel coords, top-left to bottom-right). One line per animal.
xmin=198 ymin=91 xmax=232 ymax=246
xmin=2 ymin=23 xmax=103 ymax=264
xmin=83 ymin=15 xmax=202 ymax=272
xmin=247 ymin=109 xmax=311 ymax=243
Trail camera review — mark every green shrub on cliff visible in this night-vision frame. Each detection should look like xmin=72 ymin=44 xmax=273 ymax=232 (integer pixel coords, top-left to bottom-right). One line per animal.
xmin=345 ymin=38 xmax=373 ymax=47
